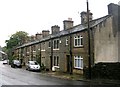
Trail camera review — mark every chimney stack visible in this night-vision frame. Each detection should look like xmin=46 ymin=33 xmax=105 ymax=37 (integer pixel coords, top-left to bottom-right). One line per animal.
xmin=108 ymin=3 xmax=120 ymax=36
xmin=30 ymin=35 xmax=36 ymax=41
xmin=35 ymin=33 xmax=43 ymax=40
xmin=63 ymin=18 xmax=74 ymax=30
xmin=118 ymin=1 xmax=120 ymax=5
xmin=81 ymin=11 xmax=93 ymax=24
xmin=42 ymin=30 xmax=50 ymax=38
xmin=51 ymin=25 xmax=60 ymax=34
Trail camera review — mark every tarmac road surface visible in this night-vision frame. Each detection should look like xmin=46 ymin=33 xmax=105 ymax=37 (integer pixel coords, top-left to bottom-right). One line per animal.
xmin=0 ymin=61 xmax=118 ymax=87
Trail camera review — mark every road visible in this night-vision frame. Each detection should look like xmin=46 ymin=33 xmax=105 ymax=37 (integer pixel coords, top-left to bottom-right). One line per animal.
xmin=0 ymin=61 xmax=117 ymax=86
xmin=0 ymin=61 xmax=89 ymax=85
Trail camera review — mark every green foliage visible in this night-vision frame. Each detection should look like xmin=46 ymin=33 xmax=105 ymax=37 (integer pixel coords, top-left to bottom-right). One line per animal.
xmin=84 ymin=62 xmax=120 ymax=80
xmin=2 ymin=46 xmax=7 ymax=52
xmin=5 ymin=31 xmax=29 ymax=49
xmin=8 ymin=56 xmax=15 ymax=65
xmin=41 ymin=63 xmax=46 ymax=70
xmin=5 ymin=31 xmax=29 ymax=62
xmin=36 ymin=53 xmax=45 ymax=70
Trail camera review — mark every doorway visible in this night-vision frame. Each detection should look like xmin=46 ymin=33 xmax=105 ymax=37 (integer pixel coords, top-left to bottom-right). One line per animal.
xmin=66 ymin=55 xmax=70 ymax=73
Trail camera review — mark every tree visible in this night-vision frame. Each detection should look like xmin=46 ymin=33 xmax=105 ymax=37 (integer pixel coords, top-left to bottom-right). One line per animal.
xmin=6 ymin=31 xmax=29 ymax=48
xmin=5 ymin=31 xmax=29 ymax=62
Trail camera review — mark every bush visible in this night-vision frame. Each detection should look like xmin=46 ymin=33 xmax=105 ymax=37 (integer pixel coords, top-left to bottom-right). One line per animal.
xmin=8 ymin=56 xmax=15 ymax=65
xmin=41 ymin=63 xmax=46 ymax=70
xmin=84 ymin=62 xmax=120 ymax=80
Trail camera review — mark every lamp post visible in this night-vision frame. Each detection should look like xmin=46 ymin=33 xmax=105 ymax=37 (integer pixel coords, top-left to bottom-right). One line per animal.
xmin=86 ymin=0 xmax=91 ymax=79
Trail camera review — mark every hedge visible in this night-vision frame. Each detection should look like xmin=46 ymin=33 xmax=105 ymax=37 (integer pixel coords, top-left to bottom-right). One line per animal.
xmin=84 ymin=62 xmax=120 ymax=80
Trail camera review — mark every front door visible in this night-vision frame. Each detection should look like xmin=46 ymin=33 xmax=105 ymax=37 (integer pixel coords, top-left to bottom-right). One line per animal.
xmin=66 ymin=55 xmax=70 ymax=73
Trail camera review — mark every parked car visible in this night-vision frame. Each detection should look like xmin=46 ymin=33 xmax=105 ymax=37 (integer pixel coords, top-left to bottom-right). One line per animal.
xmin=3 ymin=60 xmax=8 ymax=64
xmin=26 ymin=61 xmax=41 ymax=71
xmin=11 ymin=60 xmax=22 ymax=68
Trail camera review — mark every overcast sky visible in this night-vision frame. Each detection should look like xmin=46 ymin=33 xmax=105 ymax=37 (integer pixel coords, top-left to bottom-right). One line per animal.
xmin=0 ymin=0 xmax=119 ymax=47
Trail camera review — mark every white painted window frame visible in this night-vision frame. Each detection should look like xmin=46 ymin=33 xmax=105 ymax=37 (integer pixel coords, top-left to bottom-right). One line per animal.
xmin=53 ymin=39 xmax=59 ymax=50
xmin=66 ymin=38 xmax=68 ymax=45
xmin=74 ymin=35 xmax=83 ymax=47
xmin=74 ymin=56 xmax=83 ymax=69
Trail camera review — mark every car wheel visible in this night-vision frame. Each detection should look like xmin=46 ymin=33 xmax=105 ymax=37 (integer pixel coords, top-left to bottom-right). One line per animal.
xmin=26 ymin=67 xmax=28 ymax=70
xmin=28 ymin=67 xmax=30 ymax=71
xmin=20 ymin=66 xmax=22 ymax=68
xmin=19 ymin=65 xmax=22 ymax=68
xmin=13 ymin=65 xmax=15 ymax=68
xmin=11 ymin=65 xmax=15 ymax=68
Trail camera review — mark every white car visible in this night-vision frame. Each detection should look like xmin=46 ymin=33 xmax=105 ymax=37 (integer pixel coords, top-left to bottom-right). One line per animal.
xmin=26 ymin=61 xmax=41 ymax=71
xmin=3 ymin=60 xmax=8 ymax=64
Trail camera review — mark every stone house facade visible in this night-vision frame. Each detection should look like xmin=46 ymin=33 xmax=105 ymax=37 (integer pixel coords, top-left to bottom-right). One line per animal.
xmin=14 ymin=3 xmax=120 ymax=74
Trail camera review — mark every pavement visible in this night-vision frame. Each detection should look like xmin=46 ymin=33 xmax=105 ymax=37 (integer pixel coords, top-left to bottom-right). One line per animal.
xmin=22 ymin=66 xmax=120 ymax=85
xmin=40 ymin=71 xmax=120 ymax=85
xmin=40 ymin=71 xmax=83 ymax=80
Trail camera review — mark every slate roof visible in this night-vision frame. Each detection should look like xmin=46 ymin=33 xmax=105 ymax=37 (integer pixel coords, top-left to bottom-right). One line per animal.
xmin=17 ymin=15 xmax=111 ymax=49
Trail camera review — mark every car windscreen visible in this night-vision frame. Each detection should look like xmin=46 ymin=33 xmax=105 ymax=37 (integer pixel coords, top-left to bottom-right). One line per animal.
xmin=14 ymin=60 xmax=20 ymax=64
xmin=30 ymin=61 xmax=38 ymax=65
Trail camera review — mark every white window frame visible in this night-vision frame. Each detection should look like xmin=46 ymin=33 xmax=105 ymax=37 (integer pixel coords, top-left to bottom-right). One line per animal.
xmin=41 ymin=49 xmax=45 ymax=51
xmin=66 ymin=38 xmax=68 ymax=45
xmin=74 ymin=56 xmax=83 ymax=69
xmin=53 ymin=39 xmax=59 ymax=50
xmin=74 ymin=35 xmax=83 ymax=47
xmin=53 ymin=56 xmax=59 ymax=66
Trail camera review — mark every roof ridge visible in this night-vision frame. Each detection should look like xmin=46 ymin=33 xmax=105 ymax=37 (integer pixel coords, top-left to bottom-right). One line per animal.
xmin=16 ymin=15 xmax=111 ymax=49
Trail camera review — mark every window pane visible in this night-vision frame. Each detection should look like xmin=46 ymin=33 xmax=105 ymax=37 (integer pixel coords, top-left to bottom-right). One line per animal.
xmin=75 ymin=39 xmax=77 ymax=46
xmin=55 ymin=40 xmax=57 ymax=49
xmin=49 ymin=42 xmax=51 ymax=47
xmin=57 ymin=56 xmax=59 ymax=66
xmin=81 ymin=38 xmax=83 ymax=46
xmin=81 ymin=59 xmax=83 ymax=68
xmin=77 ymin=59 xmax=80 ymax=67
xmin=54 ymin=40 xmax=56 ymax=49
xmin=75 ymin=59 xmax=77 ymax=67
xmin=78 ymin=39 xmax=80 ymax=46
xmin=74 ymin=56 xmax=83 ymax=69
xmin=57 ymin=40 xmax=59 ymax=48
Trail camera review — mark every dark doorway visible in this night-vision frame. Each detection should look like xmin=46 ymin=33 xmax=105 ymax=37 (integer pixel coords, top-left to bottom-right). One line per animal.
xmin=66 ymin=55 xmax=70 ymax=73
xmin=50 ymin=56 xmax=52 ymax=70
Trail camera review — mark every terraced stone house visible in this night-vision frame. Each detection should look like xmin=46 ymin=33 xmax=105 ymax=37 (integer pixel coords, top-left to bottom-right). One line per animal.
xmin=14 ymin=3 xmax=120 ymax=74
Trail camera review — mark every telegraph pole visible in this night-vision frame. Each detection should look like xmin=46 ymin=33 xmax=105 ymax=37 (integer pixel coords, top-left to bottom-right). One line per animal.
xmin=87 ymin=0 xmax=91 ymax=79
xmin=50 ymin=37 xmax=53 ymax=70
xmin=69 ymin=32 xmax=73 ymax=74
xmin=39 ymin=43 xmax=41 ymax=66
